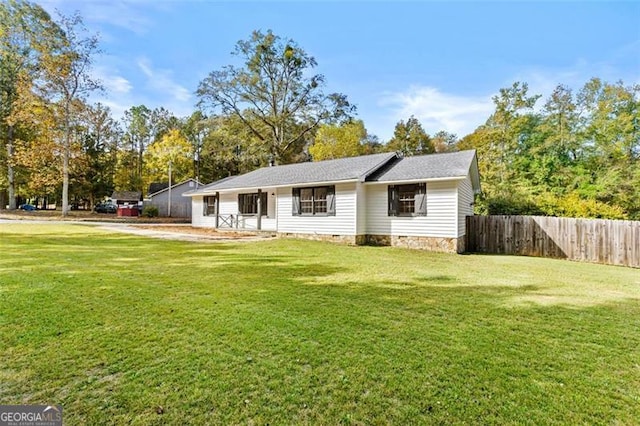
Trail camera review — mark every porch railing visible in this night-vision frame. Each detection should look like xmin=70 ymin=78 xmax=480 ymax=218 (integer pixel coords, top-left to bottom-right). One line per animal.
xmin=217 ymin=214 xmax=260 ymax=230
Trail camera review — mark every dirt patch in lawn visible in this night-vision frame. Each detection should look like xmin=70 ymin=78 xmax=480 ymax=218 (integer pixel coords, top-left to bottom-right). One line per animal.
xmin=134 ymin=225 xmax=263 ymax=239
xmin=98 ymin=223 xmax=275 ymax=242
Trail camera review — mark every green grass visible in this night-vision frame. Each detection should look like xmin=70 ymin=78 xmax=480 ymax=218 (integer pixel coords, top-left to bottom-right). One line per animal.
xmin=1 ymin=224 xmax=639 ymax=424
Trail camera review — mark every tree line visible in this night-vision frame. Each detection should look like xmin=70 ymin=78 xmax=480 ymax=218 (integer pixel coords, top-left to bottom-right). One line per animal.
xmin=1 ymin=1 xmax=638 ymax=219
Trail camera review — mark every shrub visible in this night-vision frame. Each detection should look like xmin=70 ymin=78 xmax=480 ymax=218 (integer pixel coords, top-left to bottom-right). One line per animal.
xmin=476 ymin=191 xmax=628 ymax=220
xmin=141 ymin=205 xmax=159 ymax=218
xmin=475 ymin=192 xmax=544 ymax=216
xmin=549 ymin=193 xmax=627 ymax=219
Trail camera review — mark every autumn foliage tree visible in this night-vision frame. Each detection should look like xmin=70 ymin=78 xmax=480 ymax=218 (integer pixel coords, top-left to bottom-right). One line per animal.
xmin=144 ymin=129 xmax=193 ymax=190
xmin=309 ymin=120 xmax=372 ymax=161
xmin=197 ymin=30 xmax=355 ymax=164
xmin=0 ymin=0 xmax=58 ymax=209
xmin=10 ymin=79 xmax=64 ymax=203
xmin=460 ymin=79 xmax=639 ymax=219
xmin=386 ymin=116 xmax=435 ymax=156
xmin=36 ymin=11 xmax=102 ymax=215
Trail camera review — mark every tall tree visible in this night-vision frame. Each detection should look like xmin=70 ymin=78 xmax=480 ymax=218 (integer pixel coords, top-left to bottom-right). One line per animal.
xmin=197 ymin=30 xmax=355 ymax=164
xmin=11 ymin=80 xmax=63 ymax=205
xmin=487 ymin=82 xmax=540 ymax=186
xmin=198 ymin=114 xmax=265 ymax=182
xmin=120 ymin=105 xmax=180 ymax=193
xmin=386 ymin=116 xmax=434 ymax=156
xmin=309 ymin=120 xmax=370 ymax=161
xmin=37 ymin=11 xmax=102 ymax=215
xmin=459 ymin=79 xmax=639 ymax=219
xmin=150 ymin=107 xmax=181 ymax=141
xmin=576 ymin=79 xmax=640 ymax=217
xmin=182 ymin=110 xmax=209 ymax=183
xmin=432 ymin=130 xmax=459 ymax=153
xmin=527 ymin=84 xmax=580 ymax=195
xmin=121 ymin=105 xmax=151 ymax=191
xmin=77 ymin=103 xmax=119 ymax=206
xmin=144 ymin=129 xmax=193 ymax=190
xmin=0 ymin=0 xmax=57 ymax=209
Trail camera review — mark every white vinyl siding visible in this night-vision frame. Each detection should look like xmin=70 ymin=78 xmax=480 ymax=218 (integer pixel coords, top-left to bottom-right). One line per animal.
xmin=457 ymin=177 xmax=474 ymax=237
xmin=192 ymin=179 xmax=467 ymax=238
xmin=191 ymin=196 xmax=216 ymax=227
xmin=356 ymin=183 xmax=367 ymax=235
xmin=277 ymin=182 xmax=357 ymax=235
xmin=365 ymin=180 xmax=458 ymax=237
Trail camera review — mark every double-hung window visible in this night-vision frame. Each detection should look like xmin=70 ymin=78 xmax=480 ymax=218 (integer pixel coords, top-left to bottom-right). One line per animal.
xmin=388 ymin=183 xmax=427 ymax=216
xmin=238 ymin=192 xmax=267 ymax=216
xmin=292 ymin=186 xmax=335 ymax=216
xmin=203 ymin=195 xmax=217 ymax=216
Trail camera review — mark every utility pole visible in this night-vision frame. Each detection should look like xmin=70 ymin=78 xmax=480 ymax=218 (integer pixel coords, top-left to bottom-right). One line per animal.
xmin=168 ymin=159 xmax=172 ymax=217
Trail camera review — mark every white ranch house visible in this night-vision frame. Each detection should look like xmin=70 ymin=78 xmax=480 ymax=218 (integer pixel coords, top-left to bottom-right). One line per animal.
xmin=184 ymin=150 xmax=481 ymax=252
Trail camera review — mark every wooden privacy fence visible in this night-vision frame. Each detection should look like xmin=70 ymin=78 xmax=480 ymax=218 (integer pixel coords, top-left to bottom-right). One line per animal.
xmin=466 ymin=215 xmax=640 ymax=268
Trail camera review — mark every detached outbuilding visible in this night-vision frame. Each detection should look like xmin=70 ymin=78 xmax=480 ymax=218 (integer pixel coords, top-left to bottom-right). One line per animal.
xmin=110 ymin=191 xmax=142 ymax=217
xmin=184 ymin=150 xmax=480 ymax=253
xmin=111 ymin=191 xmax=141 ymax=207
xmin=146 ymin=179 xmax=200 ymax=217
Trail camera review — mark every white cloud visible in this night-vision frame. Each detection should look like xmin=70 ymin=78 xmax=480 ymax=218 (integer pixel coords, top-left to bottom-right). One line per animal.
xmin=38 ymin=0 xmax=155 ymax=35
xmin=377 ymin=86 xmax=494 ymax=139
xmin=83 ymin=57 xmax=194 ymax=121
xmin=93 ymin=66 xmax=132 ymax=94
xmin=137 ymin=57 xmax=192 ymax=103
xmin=109 ymin=76 xmax=133 ymax=94
xmin=85 ymin=2 xmax=153 ymax=34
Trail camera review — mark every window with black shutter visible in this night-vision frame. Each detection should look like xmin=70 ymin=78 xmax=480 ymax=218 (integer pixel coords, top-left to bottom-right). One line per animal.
xmin=203 ymin=195 xmax=217 ymax=216
xmin=238 ymin=192 xmax=267 ymax=216
xmin=388 ymin=183 xmax=427 ymax=216
xmin=292 ymin=185 xmax=335 ymax=216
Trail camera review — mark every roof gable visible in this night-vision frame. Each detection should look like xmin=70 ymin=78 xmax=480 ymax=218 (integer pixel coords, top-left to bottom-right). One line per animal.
xmin=367 ymin=150 xmax=480 ymax=190
xmin=367 ymin=150 xmax=474 ymax=182
xmin=148 ymin=179 xmax=200 ymax=197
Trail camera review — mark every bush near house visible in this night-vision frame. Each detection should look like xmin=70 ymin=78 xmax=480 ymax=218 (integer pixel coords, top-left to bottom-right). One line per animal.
xmin=141 ymin=205 xmax=159 ymax=218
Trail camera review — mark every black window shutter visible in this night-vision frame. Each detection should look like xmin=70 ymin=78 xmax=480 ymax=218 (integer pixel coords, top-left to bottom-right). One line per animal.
xmin=261 ymin=192 xmax=267 ymax=216
xmin=292 ymin=188 xmax=301 ymax=216
xmin=203 ymin=196 xmax=208 ymax=216
xmin=388 ymin=185 xmax=398 ymax=216
xmin=327 ymin=186 xmax=336 ymax=216
xmin=415 ymin=183 xmax=427 ymax=216
xmin=238 ymin=194 xmax=244 ymax=214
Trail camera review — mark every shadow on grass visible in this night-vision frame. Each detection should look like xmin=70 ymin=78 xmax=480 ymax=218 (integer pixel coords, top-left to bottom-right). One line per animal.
xmin=0 ymin=231 xmax=347 ymax=301
xmin=2 ymin=229 xmax=640 ymax=424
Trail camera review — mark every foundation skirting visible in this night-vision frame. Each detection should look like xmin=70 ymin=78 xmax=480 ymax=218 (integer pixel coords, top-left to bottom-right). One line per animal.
xmin=278 ymin=232 xmax=465 ymax=253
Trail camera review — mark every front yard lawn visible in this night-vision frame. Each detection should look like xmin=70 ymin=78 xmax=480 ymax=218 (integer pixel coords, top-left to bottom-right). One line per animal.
xmin=1 ymin=224 xmax=639 ymax=424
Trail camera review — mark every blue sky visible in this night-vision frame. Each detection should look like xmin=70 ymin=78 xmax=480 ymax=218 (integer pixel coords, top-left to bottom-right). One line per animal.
xmin=39 ymin=1 xmax=639 ymax=141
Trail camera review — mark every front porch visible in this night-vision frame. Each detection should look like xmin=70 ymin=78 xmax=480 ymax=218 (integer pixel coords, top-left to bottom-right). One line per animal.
xmin=215 ymin=213 xmax=277 ymax=232
xmin=192 ymin=186 xmax=278 ymax=232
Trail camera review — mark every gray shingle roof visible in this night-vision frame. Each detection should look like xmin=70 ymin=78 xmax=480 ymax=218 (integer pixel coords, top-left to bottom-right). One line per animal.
xmin=193 ymin=152 xmax=398 ymax=193
xmin=148 ymin=179 xmax=200 ymax=197
xmin=111 ymin=191 xmax=141 ymax=201
xmin=186 ymin=149 xmax=479 ymax=195
xmin=367 ymin=150 xmax=477 ymax=182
